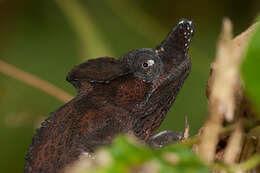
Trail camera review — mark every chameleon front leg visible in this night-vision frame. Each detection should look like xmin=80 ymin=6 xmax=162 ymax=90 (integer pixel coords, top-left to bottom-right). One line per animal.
xmin=147 ymin=130 xmax=184 ymax=148
xmin=147 ymin=117 xmax=189 ymax=148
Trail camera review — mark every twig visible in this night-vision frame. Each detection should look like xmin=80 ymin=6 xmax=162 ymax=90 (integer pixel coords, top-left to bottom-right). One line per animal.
xmin=182 ymin=136 xmax=200 ymax=147
xmin=213 ymin=154 xmax=260 ymax=173
xmin=0 ymin=60 xmax=73 ymax=103
xmin=223 ymin=121 xmax=244 ymax=165
xmin=183 ymin=116 xmax=190 ymax=140
xmin=198 ymin=18 xmax=233 ymax=163
xmin=183 ymin=124 xmax=235 ymax=148
xmin=231 ymin=154 xmax=260 ymax=172
xmin=213 ymin=161 xmax=232 ymax=173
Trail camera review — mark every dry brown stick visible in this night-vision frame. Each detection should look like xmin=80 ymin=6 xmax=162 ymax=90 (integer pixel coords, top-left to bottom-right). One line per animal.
xmin=198 ymin=18 xmax=259 ymax=172
xmin=183 ymin=116 xmax=190 ymax=140
xmin=198 ymin=18 xmax=233 ymax=163
xmin=0 ymin=60 xmax=73 ymax=103
xmin=223 ymin=121 xmax=244 ymax=165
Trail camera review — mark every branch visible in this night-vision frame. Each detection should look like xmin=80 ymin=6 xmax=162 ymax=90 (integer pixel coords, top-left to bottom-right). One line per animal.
xmin=0 ymin=60 xmax=73 ymax=103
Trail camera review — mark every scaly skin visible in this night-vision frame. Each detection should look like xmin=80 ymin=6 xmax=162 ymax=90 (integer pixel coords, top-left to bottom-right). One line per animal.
xmin=25 ymin=19 xmax=194 ymax=173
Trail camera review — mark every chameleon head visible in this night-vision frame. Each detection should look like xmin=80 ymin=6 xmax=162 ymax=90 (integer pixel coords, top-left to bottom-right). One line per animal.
xmin=121 ymin=19 xmax=194 ymax=139
xmin=122 ymin=19 xmax=194 ymax=95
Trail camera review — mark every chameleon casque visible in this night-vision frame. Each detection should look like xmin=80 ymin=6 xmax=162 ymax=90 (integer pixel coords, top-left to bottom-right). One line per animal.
xmin=25 ymin=19 xmax=194 ymax=173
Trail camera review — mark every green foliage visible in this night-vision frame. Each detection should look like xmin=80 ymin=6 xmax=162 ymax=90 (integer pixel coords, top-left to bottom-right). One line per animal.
xmin=242 ymin=16 xmax=260 ymax=116
xmin=0 ymin=1 xmax=258 ymax=172
xmin=78 ymin=136 xmax=210 ymax=173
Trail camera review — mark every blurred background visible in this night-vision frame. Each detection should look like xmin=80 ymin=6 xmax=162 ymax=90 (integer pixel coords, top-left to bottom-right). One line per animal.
xmin=0 ymin=0 xmax=259 ymax=172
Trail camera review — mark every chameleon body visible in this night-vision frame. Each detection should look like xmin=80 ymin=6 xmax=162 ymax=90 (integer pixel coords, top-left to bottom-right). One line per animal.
xmin=25 ymin=19 xmax=194 ymax=173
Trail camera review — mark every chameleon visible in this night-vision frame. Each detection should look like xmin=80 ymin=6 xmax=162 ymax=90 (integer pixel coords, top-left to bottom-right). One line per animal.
xmin=25 ymin=19 xmax=194 ymax=173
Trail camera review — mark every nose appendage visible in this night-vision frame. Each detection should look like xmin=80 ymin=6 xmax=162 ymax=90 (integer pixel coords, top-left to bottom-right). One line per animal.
xmin=177 ymin=19 xmax=194 ymax=52
xmin=155 ymin=19 xmax=195 ymax=61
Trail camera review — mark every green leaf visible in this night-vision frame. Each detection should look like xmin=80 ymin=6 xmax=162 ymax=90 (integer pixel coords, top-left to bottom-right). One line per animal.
xmin=77 ymin=135 xmax=210 ymax=173
xmin=242 ymin=16 xmax=260 ymax=116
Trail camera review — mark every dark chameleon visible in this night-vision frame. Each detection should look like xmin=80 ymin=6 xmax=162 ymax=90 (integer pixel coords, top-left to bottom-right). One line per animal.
xmin=25 ymin=19 xmax=194 ymax=173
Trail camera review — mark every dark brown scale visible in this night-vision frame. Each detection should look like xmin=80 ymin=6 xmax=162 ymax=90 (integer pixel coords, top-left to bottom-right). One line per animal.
xmin=25 ymin=19 xmax=194 ymax=173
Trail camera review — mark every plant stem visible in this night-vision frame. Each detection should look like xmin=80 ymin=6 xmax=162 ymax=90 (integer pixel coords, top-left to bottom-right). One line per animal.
xmin=0 ymin=60 xmax=73 ymax=103
xmin=231 ymin=154 xmax=260 ymax=172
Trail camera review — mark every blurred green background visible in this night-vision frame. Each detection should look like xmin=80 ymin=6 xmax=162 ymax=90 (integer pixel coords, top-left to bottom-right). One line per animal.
xmin=0 ymin=0 xmax=259 ymax=172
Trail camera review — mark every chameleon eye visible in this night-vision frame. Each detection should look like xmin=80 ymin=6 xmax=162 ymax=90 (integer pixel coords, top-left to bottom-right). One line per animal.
xmin=142 ymin=59 xmax=154 ymax=69
xmin=124 ymin=48 xmax=163 ymax=82
xmin=142 ymin=62 xmax=148 ymax=68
